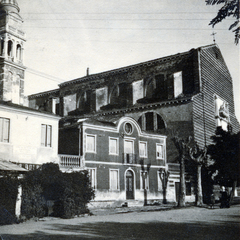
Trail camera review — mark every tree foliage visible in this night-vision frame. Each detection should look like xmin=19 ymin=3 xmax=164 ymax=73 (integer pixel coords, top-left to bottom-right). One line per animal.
xmin=21 ymin=163 xmax=95 ymax=219
xmin=207 ymin=128 xmax=240 ymax=188
xmin=0 ymin=175 xmax=18 ymax=215
xmin=206 ymin=0 xmax=239 ymax=44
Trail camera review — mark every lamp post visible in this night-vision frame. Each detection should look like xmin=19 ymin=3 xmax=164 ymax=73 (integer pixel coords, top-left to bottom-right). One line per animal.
xmin=159 ymin=168 xmax=170 ymax=204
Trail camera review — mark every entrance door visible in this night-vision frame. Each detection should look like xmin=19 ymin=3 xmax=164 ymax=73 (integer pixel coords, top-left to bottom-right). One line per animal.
xmin=126 ymin=170 xmax=134 ymax=199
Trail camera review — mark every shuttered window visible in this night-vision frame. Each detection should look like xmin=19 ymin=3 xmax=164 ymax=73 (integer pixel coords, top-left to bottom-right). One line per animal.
xmin=41 ymin=124 xmax=52 ymax=147
xmin=109 ymin=138 xmax=118 ymax=155
xmin=139 ymin=141 xmax=147 ymax=158
xmin=86 ymin=135 xmax=96 ymax=153
xmin=0 ymin=118 xmax=10 ymax=143
xmin=156 ymin=143 xmax=163 ymax=159
xmin=110 ymin=169 xmax=119 ymax=191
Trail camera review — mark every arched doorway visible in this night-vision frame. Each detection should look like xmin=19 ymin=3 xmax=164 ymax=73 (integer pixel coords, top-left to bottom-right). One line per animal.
xmin=126 ymin=170 xmax=134 ymax=199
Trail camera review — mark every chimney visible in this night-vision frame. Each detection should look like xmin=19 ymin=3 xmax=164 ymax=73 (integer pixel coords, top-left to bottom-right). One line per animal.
xmin=86 ymin=67 xmax=89 ymax=76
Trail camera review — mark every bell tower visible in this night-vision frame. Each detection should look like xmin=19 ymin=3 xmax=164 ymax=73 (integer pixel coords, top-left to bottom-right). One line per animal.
xmin=0 ymin=0 xmax=26 ymax=105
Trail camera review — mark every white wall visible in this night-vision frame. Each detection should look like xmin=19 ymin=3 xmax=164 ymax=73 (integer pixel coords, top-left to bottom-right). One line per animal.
xmin=0 ymin=105 xmax=59 ymax=165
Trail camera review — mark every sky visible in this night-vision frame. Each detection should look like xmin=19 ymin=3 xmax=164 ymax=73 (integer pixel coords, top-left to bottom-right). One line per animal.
xmin=17 ymin=0 xmax=239 ymax=121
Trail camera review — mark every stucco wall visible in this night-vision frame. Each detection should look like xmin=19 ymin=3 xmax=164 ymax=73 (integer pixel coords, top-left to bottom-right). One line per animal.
xmin=0 ymin=105 xmax=59 ymax=165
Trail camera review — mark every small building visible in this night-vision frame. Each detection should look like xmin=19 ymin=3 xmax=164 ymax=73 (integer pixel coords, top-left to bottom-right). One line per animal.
xmin=59 ymin=116 xmax=174 ymax=204
xmin=0 ymin=101 xmax=60 ymax=169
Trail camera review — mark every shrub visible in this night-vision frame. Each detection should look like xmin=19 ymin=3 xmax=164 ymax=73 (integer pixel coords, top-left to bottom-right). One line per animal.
xmin=21 ymin=163 xmax=95 ymax=219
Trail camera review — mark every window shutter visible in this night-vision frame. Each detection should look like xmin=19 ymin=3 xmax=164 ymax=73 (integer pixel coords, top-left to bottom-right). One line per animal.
xmin=41 ymin=124 xmax=46 ymax=146
xmin=47 ymin=125 xmax=52 ymax=147
xmin=3 ymin=119 xmax=10 ymax=142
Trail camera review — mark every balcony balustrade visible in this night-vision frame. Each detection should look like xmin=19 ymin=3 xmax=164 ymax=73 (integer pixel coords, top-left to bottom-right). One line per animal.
xmin=59 ymin=155 xmax=83 ymax=168
xmin=122 ymin=153 xmax=137 ymax=164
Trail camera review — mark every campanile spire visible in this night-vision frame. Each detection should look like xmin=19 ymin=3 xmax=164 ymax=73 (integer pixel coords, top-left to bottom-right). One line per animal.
xmin=0 ymin=0 xmax=26 ymax=105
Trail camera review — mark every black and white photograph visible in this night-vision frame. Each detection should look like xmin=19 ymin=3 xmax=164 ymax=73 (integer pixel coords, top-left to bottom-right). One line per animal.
xmin=0 ymin=0 xmax=239 ymax=239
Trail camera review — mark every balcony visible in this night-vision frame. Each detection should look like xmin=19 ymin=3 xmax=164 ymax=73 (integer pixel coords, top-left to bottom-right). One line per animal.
xmin=59 ymin=155 xmax=83 ymax=169
xmin=122 ymin=153 xmax=137 ymax=164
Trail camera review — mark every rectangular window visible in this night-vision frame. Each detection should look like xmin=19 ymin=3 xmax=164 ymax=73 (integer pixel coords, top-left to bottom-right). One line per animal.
xmin=0 ymin=117 xmax=10 ymax=143
xmin=156 ymin=143 xmax=164 ymax=159
xmin=41 ymin=124 xmax=52 ymax=147
xmin=109 ymin=169 xmax=119 ymax=191
xmin=109 ymin=137 xmax=118 ymax=155
xmin=140 ymin=171 xmax=149 ymax=190
xmin=86 ymin=134 xmax=96 ymax=153
xmin=88 ymin=168 xmax=97 ymax=189
xmin=174 ymin=71 xmax=183 ymax=98
xmin=139 ymin=141 xmax=147 ymax=158
xmin=124 ymin=139 xmax=134 ymax=154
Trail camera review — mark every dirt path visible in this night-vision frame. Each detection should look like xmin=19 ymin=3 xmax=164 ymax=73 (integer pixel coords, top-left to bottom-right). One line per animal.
xmin=0 ymin=205 xmax=239 ymax=239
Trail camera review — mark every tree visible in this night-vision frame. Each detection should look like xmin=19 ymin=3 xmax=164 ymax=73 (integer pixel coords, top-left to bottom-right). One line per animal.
xmin=172 ymin=137 xmax=191 ymax=207
xmin=206 ymin=0 xmax=239 ymax=44
xmin=207 ymin=127 xmax=240 ymax=200
xmin=188 ymin=144 xmax=207 ymax=206
xmin=159 ymin=168 xmax=170 ymax=204
xmin=140 ymin=159 xmax=151 ymax=206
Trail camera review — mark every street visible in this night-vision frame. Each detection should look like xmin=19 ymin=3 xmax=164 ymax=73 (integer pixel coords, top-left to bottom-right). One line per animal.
xmin=0 ymin=204 xmax=239 ymax=240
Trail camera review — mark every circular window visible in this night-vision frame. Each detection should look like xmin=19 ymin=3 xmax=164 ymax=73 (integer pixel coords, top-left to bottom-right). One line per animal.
xmin=124 ymin=122 xmax=133 ymax=134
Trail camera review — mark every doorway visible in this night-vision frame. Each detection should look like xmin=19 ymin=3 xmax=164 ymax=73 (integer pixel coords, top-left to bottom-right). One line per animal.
xmin=126 ymin=170 xmax=134 ymax=199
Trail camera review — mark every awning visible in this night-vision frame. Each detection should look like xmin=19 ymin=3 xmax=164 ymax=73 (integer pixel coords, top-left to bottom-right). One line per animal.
xmin=0 ymin=160 xmax=28 ymax=173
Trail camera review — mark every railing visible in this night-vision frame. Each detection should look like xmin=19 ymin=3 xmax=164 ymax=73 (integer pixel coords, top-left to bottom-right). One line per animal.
xmin=11 ymin=162 xmax=41 ymax=171
xmin=122 ymin=153 xmax=137 ymax=164
xmin=59 ymin=155 xmax=83 ymax=168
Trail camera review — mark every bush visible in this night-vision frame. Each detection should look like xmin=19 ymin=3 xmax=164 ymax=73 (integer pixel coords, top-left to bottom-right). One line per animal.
xmin=0 ymin=175 xmax=19 ymax=224
xmin=21 ymin=163 xmax=95 ymax=219
xmin=0 ymin=175 xmax=18 ymax=216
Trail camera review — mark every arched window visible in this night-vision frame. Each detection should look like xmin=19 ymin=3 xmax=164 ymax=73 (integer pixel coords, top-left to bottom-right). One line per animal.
xmin=1 ymin=40 xmax=4 ymax=56
xmin=7 ymin=40 xmax=13 ymax=57
xmin=145 ymin=79 xmax=155 ymax=99
xmin=109 ymin=85 xmax=119 ymax=105
xmin=16 ymin=44 xmax=22 ymax=61
xmin=138 ymin=112 xmax=165 ymax=132
xmin=109 ymin=83 xmax=128 ymax=107
xmin=77 ymin=90 xmax=91 ymax=112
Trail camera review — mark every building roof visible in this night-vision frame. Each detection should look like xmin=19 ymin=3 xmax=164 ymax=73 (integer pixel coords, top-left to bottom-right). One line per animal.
xmin=0 ymin=100 xmax=60 ymax=119
xmin=28 ymin=88 xmax=60 ymax=99
xmin=0 ymin=160 xmax=28 ymax=173
xmin=59 ymin=44 xmax=217 ymax=88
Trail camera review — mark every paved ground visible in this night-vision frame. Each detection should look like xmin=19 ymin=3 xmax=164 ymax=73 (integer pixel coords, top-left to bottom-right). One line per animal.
xmin=0 ymin=203 xmax=239 ymax=240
